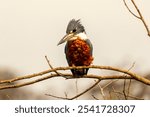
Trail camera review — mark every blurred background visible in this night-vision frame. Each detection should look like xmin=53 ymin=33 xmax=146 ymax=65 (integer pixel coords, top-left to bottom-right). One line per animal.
xmin=0 ymin=0 xmax=150 ymax=99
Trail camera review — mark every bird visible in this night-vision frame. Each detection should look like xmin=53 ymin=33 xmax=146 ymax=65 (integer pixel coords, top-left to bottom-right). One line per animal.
xmin=57 ymin=19 xmax=93 ymax=77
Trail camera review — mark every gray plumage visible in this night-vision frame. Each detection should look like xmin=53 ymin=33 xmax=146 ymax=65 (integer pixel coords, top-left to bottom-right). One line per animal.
xmin=66 ymin=19 xmax=85 ymax=34
xmin=85 ymin=39 xmax=93 ymax=55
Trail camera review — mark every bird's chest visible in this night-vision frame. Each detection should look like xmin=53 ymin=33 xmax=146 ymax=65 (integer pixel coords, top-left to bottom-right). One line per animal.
xmin=66 ymin=38 xmax=92 ymax=65
xmin=67 ymin=38 xmax=89 ymax=55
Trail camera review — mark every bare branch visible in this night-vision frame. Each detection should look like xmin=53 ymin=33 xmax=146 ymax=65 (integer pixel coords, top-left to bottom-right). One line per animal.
xmin=45 ymin=94 xmax=68 ymax=100
xmin=97 ymin=82 xmax=106 ymax=99
xmin=0 ymin=74 xmax=59 ymax=90
xmin=45 ymin=55 xmax=70 ymax=79
xmin=127 ymin=79 xmax=132 ymax=97
xmin=75 ymin=79 xmax=78 ymax=99
xmin=0 ymin=65 xmax=149 ymax=99
xmin=91 ymin=95 xmax=99 ymax=100
xmin=123 ymin=0 xmax=150 ymax=36
xmin=45 ymin=55 xmax=60 ymax=75
xmin=112 ymin=90 xmax=144 ymax=100
xmin=102 ymin=80 xmax=119 ymax=89
xmin=112 ymin=86 xmax=121 ymax=99
xmin=45 ymin=79 xmax=101 ymax=100
xmin=123 ymin=0 xmax=140 ymax=19
xmin=122 ymin=62 xmax=135 ymax=99
xmin=123 ymin=79 xmax=128 ymax=100
xmin=70 ymin=79 xmax=101 ymax=100
xmin=0 ymin=65 xmax=150 ymax=90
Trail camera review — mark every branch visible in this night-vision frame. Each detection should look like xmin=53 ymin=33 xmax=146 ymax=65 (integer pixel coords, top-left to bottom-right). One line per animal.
xmin=123 ymin=0 xmax=150 ymax=36
xmin=0 ymin=65 xmax=150 ymax=91
xmin=45 ymin=80 xmax=101 ymax=100
xmin=0 ymin=74 xmax=59 ymax=90
xmin=112 ymin=90 xmax=144 ymax=100
xmin=122 ymin=62 xmax=135 ymax=99
xmin=45 ymin=55 xmax=69 ymax=79
xmin=123 ymin=0 xmax=140 ymax=19
xmin=0 ymin=73 xmax=131 ymax=90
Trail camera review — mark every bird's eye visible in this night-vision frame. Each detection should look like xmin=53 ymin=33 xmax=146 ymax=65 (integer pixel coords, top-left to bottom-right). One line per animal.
xmin=72 ymin=29 xmax=76 ymax=32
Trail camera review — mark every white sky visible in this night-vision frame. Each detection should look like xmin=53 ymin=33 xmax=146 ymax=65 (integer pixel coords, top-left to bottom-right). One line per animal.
xmin=0 ymin=0 xmax=150 ymax=97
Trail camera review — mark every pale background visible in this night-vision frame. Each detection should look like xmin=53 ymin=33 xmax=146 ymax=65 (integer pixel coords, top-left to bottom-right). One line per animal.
xmin=0 ymin=0 xmax=150 ymax=99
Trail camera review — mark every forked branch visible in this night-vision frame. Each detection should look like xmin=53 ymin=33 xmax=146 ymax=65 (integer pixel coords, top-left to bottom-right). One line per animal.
xmin=0 ymin=65 xmax=150 ymax=91
xmin=123 ymin=0 xmax=150 ymax=36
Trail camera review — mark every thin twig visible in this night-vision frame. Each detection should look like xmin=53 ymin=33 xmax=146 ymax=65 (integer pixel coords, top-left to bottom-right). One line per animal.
xmin=122 ymin=62 xmax=135 ymax=99
xmin=127 ymin=79 xmax=132 ymax=97
xmin=45 ymin=55 xmax=70 ymax=79
xmin=97 ymin=82 xmax=106 ymax=99
xmin=123 ymin=79 xmax=127 ymax=100
xmin=75 ymin=79 xmax=78 ymax=100
xmin=45 ymin=79 xmax=101 ymax=100
xmin=45 ymin=55 xmax=60 ymax=75
xmin=92 ymin=95 xmax=99 ymax=100
xmin=112 ymin=90 xmax=144 ymax=100
xmin=123 ymin=0 xmax=150 ymax=36
xmin=109 ymin=90 xmax=112 ymax=99
xmin=112 ymin=86 xmax=121 ymax=100
xmin=102 ymin=80 xmax=119 ymax=89
xmin=64 ymin=92 xmax=68 ymax=99
xmin=45 ymin=93 xmax=68 ymax=100
xmin=123 ymin=0 xmax=140 ymax=19
xmin=70 ymin=79 xmax=101 ymax=100
xmin=131 ymin=0 xmax=150 ymax=36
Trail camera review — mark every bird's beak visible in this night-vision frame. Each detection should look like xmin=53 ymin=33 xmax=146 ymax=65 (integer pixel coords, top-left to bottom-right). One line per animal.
xmin=57 ymin=33 xmax=74 ymax=46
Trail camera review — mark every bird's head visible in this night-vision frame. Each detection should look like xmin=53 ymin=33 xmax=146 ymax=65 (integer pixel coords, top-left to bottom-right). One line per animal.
xmin=57 ymin=19 xmax=87 ymax=45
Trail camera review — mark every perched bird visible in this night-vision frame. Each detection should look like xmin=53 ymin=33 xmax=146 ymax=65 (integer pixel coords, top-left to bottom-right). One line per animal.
xmin=57 ymin=19 xmax=93 ymax=77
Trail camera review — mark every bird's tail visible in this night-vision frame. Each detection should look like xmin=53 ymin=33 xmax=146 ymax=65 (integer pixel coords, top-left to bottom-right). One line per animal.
xmin=71 ymin=68 xmax=89 ymax=77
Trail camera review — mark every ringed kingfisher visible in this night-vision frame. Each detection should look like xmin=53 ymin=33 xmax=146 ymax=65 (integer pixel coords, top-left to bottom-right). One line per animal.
xmin=57 ymin=19 xmax=93 ymax=77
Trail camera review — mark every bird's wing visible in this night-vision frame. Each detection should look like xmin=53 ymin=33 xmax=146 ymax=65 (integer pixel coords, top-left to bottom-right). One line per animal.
xmin=85 ymin=39 xmax=93 ymax=55
xmin=65 ymin=42 xmax=70 ymax=64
